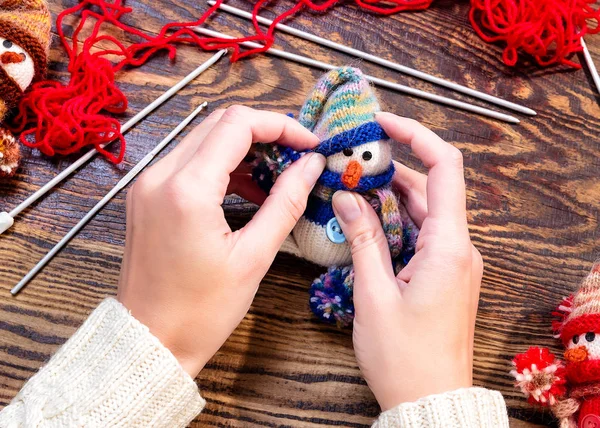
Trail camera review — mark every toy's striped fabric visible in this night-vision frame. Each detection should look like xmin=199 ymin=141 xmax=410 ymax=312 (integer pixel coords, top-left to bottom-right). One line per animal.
xmin=299 ymin=66 xmax=381 ymax=141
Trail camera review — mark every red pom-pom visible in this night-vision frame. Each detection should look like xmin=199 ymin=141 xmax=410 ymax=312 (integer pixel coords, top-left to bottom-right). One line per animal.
xmin=511 ymin=347 xmax=567 ymax=406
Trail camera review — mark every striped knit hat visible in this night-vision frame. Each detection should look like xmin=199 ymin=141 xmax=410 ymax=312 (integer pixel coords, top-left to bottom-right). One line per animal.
xmin=0 ymin=0 xmax=51 ymax=82
xmin=560 ymin=263 xmax=600 ymax=346
xmin=299 ymin=67 xmax=389 ymax=157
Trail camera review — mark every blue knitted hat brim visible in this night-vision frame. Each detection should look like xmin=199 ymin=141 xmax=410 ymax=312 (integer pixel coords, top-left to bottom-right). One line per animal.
xmin=314 ymin=122 xmax=389 ymax=157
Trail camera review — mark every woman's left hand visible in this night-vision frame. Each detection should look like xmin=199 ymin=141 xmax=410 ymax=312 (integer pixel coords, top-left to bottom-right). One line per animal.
xmin=117 ymin=106 xmax=325 ymax=377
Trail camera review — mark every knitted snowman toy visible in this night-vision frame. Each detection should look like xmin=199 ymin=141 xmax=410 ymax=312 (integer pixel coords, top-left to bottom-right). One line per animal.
xmin=511 ymin=263 xmax=600 ymax=428
xmin=252 ymin=67 xmax=419 ymax=327
xmin=0 ymin=0 xmax=51 ymax=178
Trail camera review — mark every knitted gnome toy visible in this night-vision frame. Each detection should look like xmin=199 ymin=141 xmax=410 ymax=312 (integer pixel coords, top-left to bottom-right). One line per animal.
xmin=511 ymin=263 xmax=600 ymax=428
xmin=0 ymin=0 xmax=51 ymax=177
xmin=252 ymin=67 xmax=419 ymax=327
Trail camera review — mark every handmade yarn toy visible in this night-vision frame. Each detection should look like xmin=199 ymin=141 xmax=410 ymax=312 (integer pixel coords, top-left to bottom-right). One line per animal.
xmin=511 ymin=262 xmax=600 ymax=428
xmin=252 ymin=67 xmax=419 ymax=327
xmin=0 ymin=0 xmax=50 ymax=177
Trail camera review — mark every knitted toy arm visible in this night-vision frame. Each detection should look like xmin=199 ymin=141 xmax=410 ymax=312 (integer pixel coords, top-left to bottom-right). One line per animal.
xmin=369 ymin=187 xmax=419 ymax=266
xmin=251 ymin=143 xmax=305 ymax=194
xmin=551 ymin=398 xmax=579 ymax=428
xmin=0 ymin=299 xmax=204 ymax=427
xmin=511 ymin=347 xmax=568 ymax=407
xmin=0 ymin=125 xmax=21 ymax=177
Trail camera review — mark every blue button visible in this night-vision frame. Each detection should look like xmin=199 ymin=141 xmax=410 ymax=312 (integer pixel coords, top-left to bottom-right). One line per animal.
xmin=326 ymin=217 xmax=346 ymax=244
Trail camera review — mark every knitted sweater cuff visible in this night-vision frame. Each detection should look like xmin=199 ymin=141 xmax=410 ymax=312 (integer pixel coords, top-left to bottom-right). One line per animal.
xmin=0 ymin=298 xmax=205 ymax=427
xmin=372 ymin=387 xmax=509 ymax=428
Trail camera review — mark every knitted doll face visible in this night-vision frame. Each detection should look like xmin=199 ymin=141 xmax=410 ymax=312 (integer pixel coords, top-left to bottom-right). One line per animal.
xmin=326 ymin=140 xmax=392 ymax=189
xmin=0 ymin=36 xmax=35 ymax=91
xmin=566 ymin=331 xmax=600 ymax=362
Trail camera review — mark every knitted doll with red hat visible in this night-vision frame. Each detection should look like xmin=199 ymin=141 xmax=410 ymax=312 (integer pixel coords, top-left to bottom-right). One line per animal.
xmin=511 ymin=263 xmax=600 ymax=428
xmin=252 ymin=67 xmax=419 ymax=327
xmin=0 ymin=0 xmax=51 ymax=177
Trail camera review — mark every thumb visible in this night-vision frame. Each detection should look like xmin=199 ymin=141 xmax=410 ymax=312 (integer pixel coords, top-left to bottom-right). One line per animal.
xmin=238 ymin=152 xmax=326 ymax=260
xmin=332 ymin=191 xmax=397 ymax=301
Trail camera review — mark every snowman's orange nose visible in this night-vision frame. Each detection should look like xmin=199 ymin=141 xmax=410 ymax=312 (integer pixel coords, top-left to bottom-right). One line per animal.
xmin=341 ymin=160 xmax=362 ymax=189
xmin=565 ymin=346 xmax=588 ymax=363
xmin=1 ymin=52 xmax=25 ymax=64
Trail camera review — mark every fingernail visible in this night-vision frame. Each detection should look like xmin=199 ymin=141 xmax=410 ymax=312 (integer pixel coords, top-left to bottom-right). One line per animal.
xmin=374 ymin=111 xmax=392 ymax=119
xmin=332 ymin=191 xmax=361 ymax=223
xmin=303 ymin=153 xmax=326 ymax=185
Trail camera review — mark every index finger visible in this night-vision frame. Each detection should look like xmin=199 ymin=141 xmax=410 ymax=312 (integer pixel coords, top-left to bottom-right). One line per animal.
xmin=181 ymin=105 xmax=319 ymax=182
xmin=376 ymin=112 xmax=467 ymax=225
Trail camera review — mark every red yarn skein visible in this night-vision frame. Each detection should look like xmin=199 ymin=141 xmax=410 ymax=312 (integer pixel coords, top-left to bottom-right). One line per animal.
xmin=470 ymin=0 xmax=600 ymax=68
xmin=12 ymin=0 xmax=432 ymax=163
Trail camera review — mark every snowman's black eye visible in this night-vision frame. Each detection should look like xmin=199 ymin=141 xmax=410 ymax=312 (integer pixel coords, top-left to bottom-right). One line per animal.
xmin=573 ymin=335 xmax=579 ymax=344
xmin=586 ymin=332 xmax=596 ymax=342
xmin=3 ymin=40 xmax=12 ymax=48
xmin=343 ymin=148 xmax=353 ymax=157
xmin=362 ymin=151 xmax=372 ymax=161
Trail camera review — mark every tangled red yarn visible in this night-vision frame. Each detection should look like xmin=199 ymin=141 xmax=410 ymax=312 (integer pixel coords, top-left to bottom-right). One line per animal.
xmin=470 ymin=0 xmax=600 ymax=68
xmin=10 ymin=0 xmax=599 ymax=162
xmin=10 ymin=0 xmax=432 ymax=163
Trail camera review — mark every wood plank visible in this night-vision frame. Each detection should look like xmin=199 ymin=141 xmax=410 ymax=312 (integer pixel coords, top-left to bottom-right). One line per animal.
xmin=2 ymin=1 xmax=600 ymax=426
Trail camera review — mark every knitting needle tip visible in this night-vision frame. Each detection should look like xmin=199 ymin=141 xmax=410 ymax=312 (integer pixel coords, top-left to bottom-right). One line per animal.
xmin=581 ymin=38 xmax=600 ymax=96
xmin=0 ymin=212 xmax=14 ymax=235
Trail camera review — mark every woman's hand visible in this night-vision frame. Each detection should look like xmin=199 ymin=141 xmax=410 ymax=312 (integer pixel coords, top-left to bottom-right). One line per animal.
xmin=117 ymin=106 xmax=325 ymax=378
xmin=331 ymin=112 xmax=483 ymax=410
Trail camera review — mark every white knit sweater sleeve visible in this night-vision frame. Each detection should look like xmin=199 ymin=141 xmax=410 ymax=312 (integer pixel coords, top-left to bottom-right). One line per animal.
xmin=372 ymin=387 xmax=509 ymax=428
xmin=0 ymin=298 xmax=205 ymax=427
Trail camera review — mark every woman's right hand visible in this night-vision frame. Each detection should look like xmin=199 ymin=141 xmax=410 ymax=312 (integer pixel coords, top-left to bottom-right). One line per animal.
xmin=331 ymin=112 xmax=483 ymax=410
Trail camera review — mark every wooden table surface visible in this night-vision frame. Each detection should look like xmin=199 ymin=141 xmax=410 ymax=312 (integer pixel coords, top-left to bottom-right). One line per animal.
xmin=1 ymin=1 xmax=599 ymax=426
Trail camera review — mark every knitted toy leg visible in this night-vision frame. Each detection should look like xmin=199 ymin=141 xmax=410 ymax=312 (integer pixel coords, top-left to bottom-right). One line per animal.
xmin=309 ymin=266 xmax=355 ymax=327
xmin=280 ymin=235 xmax=303 ymax=258
xmin=0 ymin=126 xmax=20 ymax=178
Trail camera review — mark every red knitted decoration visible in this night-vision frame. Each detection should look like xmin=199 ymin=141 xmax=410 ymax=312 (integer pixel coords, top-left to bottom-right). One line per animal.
xmin=552 ymin=294 xmax=574 ymax=337
xmin=511 ymin=347 xmax=568 ymax=406
xmin=561 ymin=313 xmax=600 ymax=347
xmin=470 ymin=0 xmax=600 ymax=68
xmin=10 ymin=0 xmax=432 ymax=163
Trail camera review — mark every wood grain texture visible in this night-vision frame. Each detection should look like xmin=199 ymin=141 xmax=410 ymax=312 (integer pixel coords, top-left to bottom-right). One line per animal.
xmin=1 ymin=0 xmax=600 ymax=426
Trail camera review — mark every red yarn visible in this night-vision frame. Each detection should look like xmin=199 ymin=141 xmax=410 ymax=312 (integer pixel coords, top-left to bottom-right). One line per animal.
xmin=470 ymin=0 xmax=600 ymax=68
xmin=565 ymin=358 xmax=600 ymax=384
xmin=512 ymin=347 xmax=568 ymax=406
xmin=561 ymin=313 xmax=600 ymax=346
xmin=11 ymin=0 xmax=432 ymax=163
xmin=552 ymin=294 xmax=574 ymax=336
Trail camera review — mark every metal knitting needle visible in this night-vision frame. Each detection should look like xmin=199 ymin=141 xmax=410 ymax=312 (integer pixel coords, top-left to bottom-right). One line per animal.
xmin=581 ymin=38 xmax=600 ymax=95
xmin=195 ymin=28 xmax=520 ymax=124
xmin=207 ymin=1 xmax=536 ymax=117
xmin=0 ymin=49 xmax=227 ymax=236
xmin=11 ymin=102 xmax=208 ymax=295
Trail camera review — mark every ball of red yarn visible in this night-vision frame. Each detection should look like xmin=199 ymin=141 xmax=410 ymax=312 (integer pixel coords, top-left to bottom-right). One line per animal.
xmin=470 ymin=0 xmax=600 ymax=68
